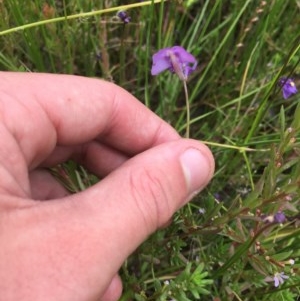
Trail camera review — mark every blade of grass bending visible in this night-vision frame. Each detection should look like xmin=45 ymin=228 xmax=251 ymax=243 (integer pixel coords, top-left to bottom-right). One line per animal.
xmin=0 ymin=0 xmax=169 ymax=36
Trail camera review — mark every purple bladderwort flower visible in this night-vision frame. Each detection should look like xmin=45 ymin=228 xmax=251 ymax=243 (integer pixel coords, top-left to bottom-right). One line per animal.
xmin=151 ymin=46 xmax=197 ymax=81
xmin=279 ymin=77 xmax=298 ymax=99
xmin=117 ymin=11 xmax=131 ymax=24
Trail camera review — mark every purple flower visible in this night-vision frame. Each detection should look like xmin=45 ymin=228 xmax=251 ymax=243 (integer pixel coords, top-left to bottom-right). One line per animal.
xmin=274 ymin=212 xmax=286 ymax=224
xmin=117 ymin=11 xmax=131 ymax=24
xmin=265 ymin=272 xmax=289 ymax=287
xmin=261 ymin=211 xmax=286 ymax=224
xmin=279 ymin=77 xmax=298 ymax=99
xmin=151 ymin=46 xmax=197 ymax=81
xmin=273 ymin=272 xmax=289 ymax=287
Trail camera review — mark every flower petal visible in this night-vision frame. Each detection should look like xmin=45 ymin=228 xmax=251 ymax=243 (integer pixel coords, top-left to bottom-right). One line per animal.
xmin=274 ymin=276 xmax=280 ymax=287
xmin=184 ymin=62 xmax=198 ymax=78
xmin=274 ymin=212 xmax=286 ymax=223
xmin=172 ymin=46 xmax=197 ymax=63
xmin=283 ymin=89 xmax=292 ymax=99
xmin=280 ymin=273 xmax=289 ymax=280
xmin=151 ymin=48 xmax=172 ymax=75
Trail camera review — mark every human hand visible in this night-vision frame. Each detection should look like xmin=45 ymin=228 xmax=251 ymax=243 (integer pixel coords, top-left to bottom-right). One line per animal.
xmin=0 ymin=72 xmax=214 ymax=301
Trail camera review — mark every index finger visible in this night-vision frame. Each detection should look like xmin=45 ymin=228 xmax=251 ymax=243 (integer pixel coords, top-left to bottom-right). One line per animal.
xmin=0 ymin=72 xmax=180 ymax=167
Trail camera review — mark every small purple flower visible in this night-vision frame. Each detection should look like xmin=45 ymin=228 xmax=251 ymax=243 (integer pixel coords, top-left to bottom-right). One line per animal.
xmin=265 ymin=272 xmax=289 ymax=287
xmin=273 ymin=272 xmax=289 ymax=287
xmin=117 ymin=11 xmax=131 ymax=24
xmin=261 ymin=211 xmax=286 ymax=224
xmin=151 ymin=46 xmax=197 ymax=81
xmin=279 ymin=77 xmax=298 ymax=99
xmin=274 ymin=212 xmax=286 ymax=224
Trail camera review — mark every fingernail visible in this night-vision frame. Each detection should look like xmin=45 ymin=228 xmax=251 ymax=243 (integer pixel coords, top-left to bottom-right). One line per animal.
xmin=180 ymin=148 xmax=212 ymax=197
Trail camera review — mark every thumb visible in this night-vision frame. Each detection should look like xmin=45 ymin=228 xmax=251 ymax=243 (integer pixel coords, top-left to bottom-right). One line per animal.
xmin=76 ymin=139 xmax=214 ymax=269
xmin=1 ymin=139 xmax=213 ymax=300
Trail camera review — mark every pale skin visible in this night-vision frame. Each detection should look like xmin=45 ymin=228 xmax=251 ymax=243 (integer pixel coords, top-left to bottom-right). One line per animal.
xmin=0 ymin=72 xmax=214 ymax=301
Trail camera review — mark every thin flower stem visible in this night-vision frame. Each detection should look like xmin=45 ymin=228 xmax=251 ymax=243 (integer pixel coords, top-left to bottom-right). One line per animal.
xmin=183 ymin=80 xmax=190 ymax=138
xmin=182 ymin=80 xmax=194 ymax=221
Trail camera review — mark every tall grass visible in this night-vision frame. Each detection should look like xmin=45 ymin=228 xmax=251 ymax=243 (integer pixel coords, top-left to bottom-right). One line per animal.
xmin=1 ymin=0 xmax=300 ymax=300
